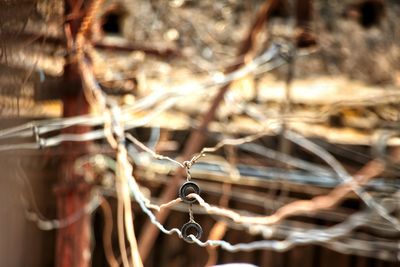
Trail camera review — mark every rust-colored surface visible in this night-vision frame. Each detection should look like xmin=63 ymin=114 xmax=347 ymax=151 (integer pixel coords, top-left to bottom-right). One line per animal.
xmin=54 ymin=1 xmax=92 ymax=267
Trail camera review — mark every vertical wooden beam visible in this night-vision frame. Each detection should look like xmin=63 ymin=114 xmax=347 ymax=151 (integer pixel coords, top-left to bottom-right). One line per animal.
xmin=296 ymin=0 xmax=313 ymax=29
xmin=54 ymin=1 xmax=92 ymax=267
xmin=295 ymin=0 xmax=316 ymax=47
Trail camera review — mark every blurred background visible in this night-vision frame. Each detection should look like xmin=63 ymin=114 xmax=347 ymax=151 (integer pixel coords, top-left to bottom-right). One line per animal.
xmin=0 ymin=0 xmax=399 ymax=266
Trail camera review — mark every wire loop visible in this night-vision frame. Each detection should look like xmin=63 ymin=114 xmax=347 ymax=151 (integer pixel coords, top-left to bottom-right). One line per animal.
xmin=179 ymin=181 xmax=200 ymax=204
xmin=181 ymin=221 xmax=203 ymax=242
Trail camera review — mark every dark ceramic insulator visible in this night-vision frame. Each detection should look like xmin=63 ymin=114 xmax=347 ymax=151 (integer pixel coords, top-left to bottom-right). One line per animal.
xmin=179 ymin=181 xmax=200 ymax=204
xmin=181 ymin=221 xmax=203 ymax=242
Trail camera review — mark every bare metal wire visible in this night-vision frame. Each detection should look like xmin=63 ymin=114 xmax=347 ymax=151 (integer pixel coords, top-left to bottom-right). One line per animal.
xmin=3 ymin=30 xmax=399 ymax=258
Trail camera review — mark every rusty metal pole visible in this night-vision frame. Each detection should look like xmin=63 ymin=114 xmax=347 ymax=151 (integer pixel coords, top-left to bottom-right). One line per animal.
xmin=54 ymin=1 xmax=92 ymax=267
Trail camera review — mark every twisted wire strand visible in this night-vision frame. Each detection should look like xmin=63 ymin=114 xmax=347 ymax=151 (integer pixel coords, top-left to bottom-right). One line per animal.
xmin=2 ymin=5 xmax=399 ymax=257
xmin=0 ymin=44 xmax=284 ymax=141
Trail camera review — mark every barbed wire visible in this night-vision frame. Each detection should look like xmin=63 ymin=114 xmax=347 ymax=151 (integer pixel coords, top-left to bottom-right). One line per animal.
xmin=123 ymin=121 xmax=400 ymax=231
xmin=19 ymin=148 xmax=399 ymax=258
xmin=237 ymin=99 xmax=400 ymax=230
xmin=0 ymin=42 xmax=285 ymax=142
xmin=7 ymin=59 xmax=400 ymax=241
xmin=124 ymin=155 xmax=396 ymax=253
xmin=3 ymin=1 xmax=400 ymax=262
xmin=7 ymin=67 xmax=400 ymax=250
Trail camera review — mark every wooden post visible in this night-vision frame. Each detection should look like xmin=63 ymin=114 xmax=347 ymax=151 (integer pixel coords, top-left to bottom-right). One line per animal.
xmin=295 ymin=0 xmax=317 ymax=47
xmin=54 ymin=1 xmax=92 ymax=267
